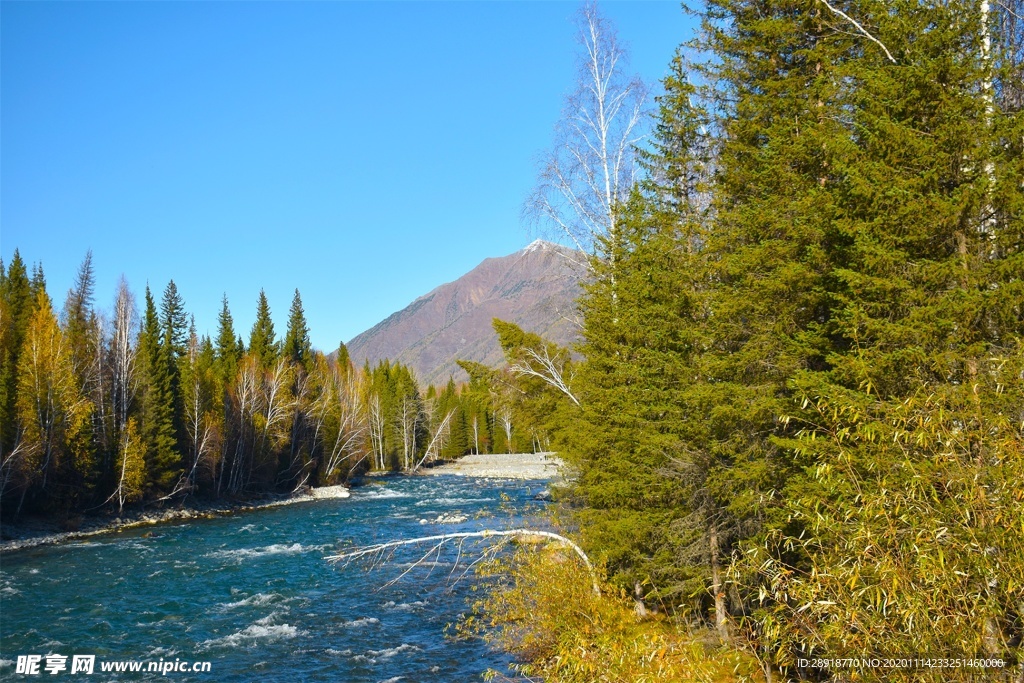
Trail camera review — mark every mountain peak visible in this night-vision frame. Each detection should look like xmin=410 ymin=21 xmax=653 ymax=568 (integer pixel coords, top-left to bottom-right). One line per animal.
xmin=522 ymin=238 xmax=555 ymax=253
xmin=346 ymin=242 xmax=583 ymax=386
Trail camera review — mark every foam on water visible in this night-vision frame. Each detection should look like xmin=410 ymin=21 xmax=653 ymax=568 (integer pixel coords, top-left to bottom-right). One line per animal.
xmin=367 ymin=643 xmax=421 ymax=659
xmin=353 ymin=487 xmax=407 ymax=500
xmin=207 ymin=543 xmax=324 ymax=561
xmin=415 ymin=497 xmax=492 ymax=506
xmin=201 ymin=623 xmax=303 ymax=649
xmin=1 ymin=475 xmax=545 ymax=682
xmin=220 ymin=592 xmax=284 ymax=610
xmin=381 ymin=600 xmax=426 ymax=612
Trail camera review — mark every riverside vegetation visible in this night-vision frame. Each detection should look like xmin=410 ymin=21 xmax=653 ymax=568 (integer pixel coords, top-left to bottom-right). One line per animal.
xmin=2 ymin=0 xmax=1022 ymax=680
xmin=463 ymin=0 xmax=1024 ymax=681
xmin=0 ymin=255 xmax=546 ymax=527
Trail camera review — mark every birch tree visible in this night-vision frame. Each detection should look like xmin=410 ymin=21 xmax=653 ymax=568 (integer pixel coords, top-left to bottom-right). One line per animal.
xmin=308 ymin=354 xmax=366 ymax=484
xmin=368 ymin=393 xmax=386 ymax=471
xmin=109 ymin=417 xmax=145 ymax=515
xmin=524 ymin=1 xmax=647 ymax=257
xmin=181 ymin=331 xmax=220 ymax=491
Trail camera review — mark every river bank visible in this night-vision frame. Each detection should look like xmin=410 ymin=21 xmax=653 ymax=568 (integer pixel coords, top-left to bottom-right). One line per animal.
xmin=0 ymin=485 xmax=350 ymax=554
xmin=421 ymin=452 xmax=564 ymax=480
xmin=1 ymin=453 xmax=563 ymax=553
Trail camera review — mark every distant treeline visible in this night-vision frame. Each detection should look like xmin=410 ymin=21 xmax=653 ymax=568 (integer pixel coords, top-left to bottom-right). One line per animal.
xmin=0 ymin=253 xmax=545 ymax=518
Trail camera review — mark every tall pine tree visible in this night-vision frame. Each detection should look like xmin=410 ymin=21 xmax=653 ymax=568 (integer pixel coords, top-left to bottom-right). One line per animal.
xmin=138 ymin=286 xmax=179 ymax=494
xmin=282 ymin=289 xmax=312 ymax=371
xmin=249 ymin=290 xmax=278 ymax=369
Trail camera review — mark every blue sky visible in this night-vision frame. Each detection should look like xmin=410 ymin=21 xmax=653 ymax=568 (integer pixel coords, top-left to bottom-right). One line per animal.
xmin=2 ymin=1 xmax=694 ymax=352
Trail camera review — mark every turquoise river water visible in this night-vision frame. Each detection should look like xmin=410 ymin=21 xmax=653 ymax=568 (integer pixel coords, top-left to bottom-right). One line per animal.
xmin=0 ymin=476 xmax=548 ymax=681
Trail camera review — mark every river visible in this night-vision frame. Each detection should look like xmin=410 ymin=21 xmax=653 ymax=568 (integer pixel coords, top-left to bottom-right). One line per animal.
xmin=0 ymin=476 xmax=549 ymax=681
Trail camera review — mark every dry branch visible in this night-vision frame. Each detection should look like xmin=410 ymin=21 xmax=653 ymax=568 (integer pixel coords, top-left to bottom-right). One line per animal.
xmin=817 ymin=0 xmax=897 ymax=63
xmin=327 ymin=528 xmax=600 ymax=595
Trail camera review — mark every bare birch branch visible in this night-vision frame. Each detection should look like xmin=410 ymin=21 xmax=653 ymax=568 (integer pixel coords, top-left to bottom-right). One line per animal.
xmin=524 ymin=1 xmax=648 ymax=255
xmin=411 ymin=409 xmax=454 ymax=473
xmin=508 ymin=346 xmax=580 ymax=407
xmin=327 ymin=528 xmax=600 ymax=595
xmin=817 ymin=0 xmax=897 ymax=63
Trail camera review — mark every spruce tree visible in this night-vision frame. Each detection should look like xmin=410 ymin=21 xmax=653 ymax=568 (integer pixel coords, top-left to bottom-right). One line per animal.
xmin=282 ymin=289 xmax=312 ymax=371
xmin=29 ymin=262 xmax=47 ymax=304
xmin=160 ymin=280 xmax=188 ymax=359
xmin=215 ymin=294 xmax=241 ymax=386
xmin=743 ymin=0 xmax=1024 ymax=671
xmin=0 ymin=250 xmax=33 ymax=458
xmin=61 ymin=251 xmax=97 ymax=377
xmin=335 ymin=341 xmax=352 ymax=379
xmin=249 ymin=290 xmax=278 ymax=369
xmin=138 ymin=287 xmax=179 ymax=494
xmin=160 ymin=280 xmax=189 ymax=458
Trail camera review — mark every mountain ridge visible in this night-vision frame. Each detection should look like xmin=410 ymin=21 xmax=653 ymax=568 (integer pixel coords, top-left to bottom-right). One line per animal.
xmin=346 ymin=240 xmax=583 ymax=386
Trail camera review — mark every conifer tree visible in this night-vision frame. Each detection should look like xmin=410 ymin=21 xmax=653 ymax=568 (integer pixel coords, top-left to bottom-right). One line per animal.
xmin=0 ymin=250 xmax=33 ymax=458
xmin=437 ymin=378 xmax=468 ymax=460
xmin=160 ymin=280 xmax=188 ymax=359
xmin=137 ymin=287 xmax=179 ymax=494
xmin=29 ymin=262 xmax=47 ymax=303
xmin=181 ymin=329 xmax=220 ymax=491
xmin=335 ymin=342 xmax=351 ymax=377
xmin=159 ymin=280 xmax=189 ymax=459
xmin=249 ymin=290 xmax=278 ymax=369
xmin=215 ymin=294 xmax=241 ymax=387
xmin=61 ymin=252 xmax=103 ymax=484
xmin=282 ymin=289 xmax=312 ymax=371
xmin=61 ymin=251 xmax=98 ymax=379
xmin=739 ymin=0 xmax=1024 ymax=671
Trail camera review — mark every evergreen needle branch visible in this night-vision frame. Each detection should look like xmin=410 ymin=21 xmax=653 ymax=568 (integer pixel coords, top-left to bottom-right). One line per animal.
xmin=327 ymin=528 xmax=600 ymax=595
xmin=817 ymin=0 xmax=897 ymax=63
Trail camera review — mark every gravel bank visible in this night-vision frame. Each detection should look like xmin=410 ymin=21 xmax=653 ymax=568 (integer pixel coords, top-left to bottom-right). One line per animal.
xmin=421 ymin=452 xmax=563 ymax=480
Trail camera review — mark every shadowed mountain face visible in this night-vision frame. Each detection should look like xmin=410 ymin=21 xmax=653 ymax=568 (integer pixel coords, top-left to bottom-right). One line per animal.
xmin=346 ymin=240 xmax=584 ymax=387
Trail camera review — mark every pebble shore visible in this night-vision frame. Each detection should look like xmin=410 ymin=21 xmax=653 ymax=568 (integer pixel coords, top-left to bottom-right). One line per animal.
xmin=420 ymin=452 xmax=563 ymax=480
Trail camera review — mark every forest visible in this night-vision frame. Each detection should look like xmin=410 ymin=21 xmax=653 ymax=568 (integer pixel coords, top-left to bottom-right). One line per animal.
xmin=474 ymin=0 xmax=1024 ymax=681
xmin=2 ymin=0 xmax=1023 ymax=678
xmin=0 ymin=255 xmax=550 ymax=518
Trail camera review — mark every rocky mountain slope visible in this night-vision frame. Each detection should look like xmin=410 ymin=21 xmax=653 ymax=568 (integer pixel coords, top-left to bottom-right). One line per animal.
xmin=346 ymin=240 xmax=583 ymax=387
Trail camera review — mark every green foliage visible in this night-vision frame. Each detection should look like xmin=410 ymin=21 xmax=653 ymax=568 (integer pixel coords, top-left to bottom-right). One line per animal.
xmin=282 ymin=288 xmax=312 ymax=371
xmin=473 ymin=547 xmax=765 ymax=682
xmin=365 ymin=359 xmax=426 ymax=470
xmin=491 ymin=319 xmax=578 ymax=453
xmin=138 ymin=286 xmax=180 ymax=494
xmin=736 ymin=0 xmax=1024 ymax=669
xmin=0 ymin=250 xmax=34 ymax=457
xmin=13 ymin=290 xmax=94 ymax=513
xmin=511 ymin=0 xmax=1024 ymax=676
xmin=215 ymin=294 xmax=241 ymax=388
xmin=248 ymin=289 xmax=278 ymax=370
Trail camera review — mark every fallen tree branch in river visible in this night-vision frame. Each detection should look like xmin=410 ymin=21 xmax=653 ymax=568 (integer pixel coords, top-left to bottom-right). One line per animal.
xmin=326 ymin=528 xmax=600 ymax=595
